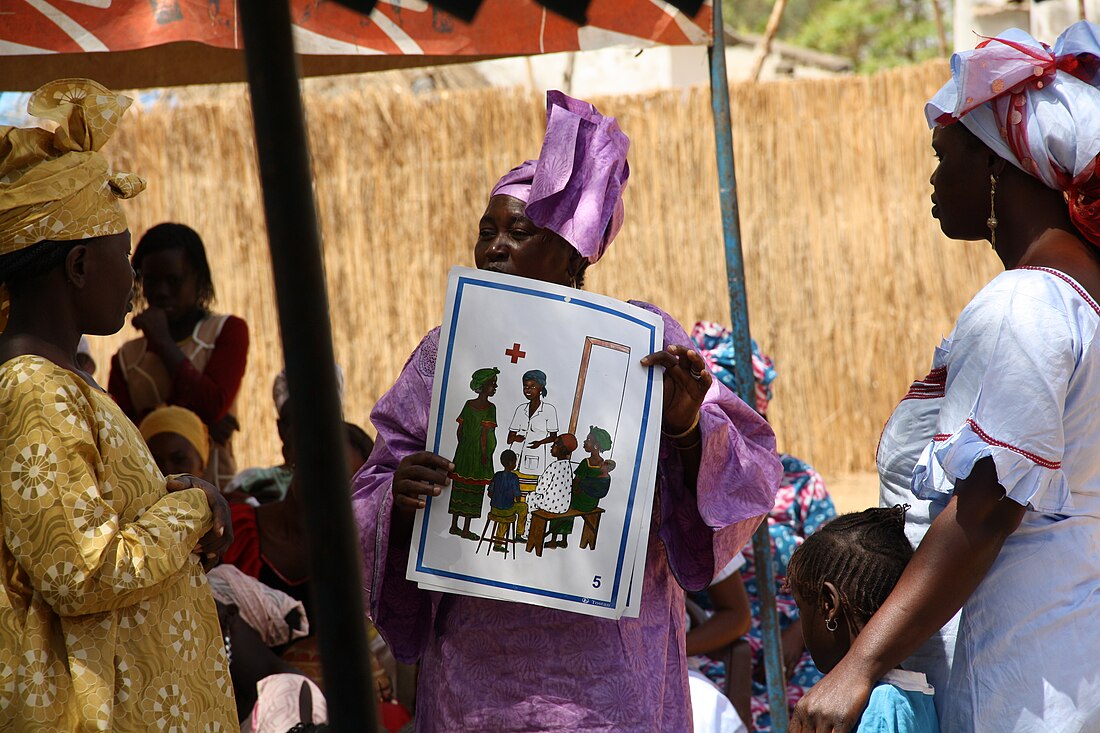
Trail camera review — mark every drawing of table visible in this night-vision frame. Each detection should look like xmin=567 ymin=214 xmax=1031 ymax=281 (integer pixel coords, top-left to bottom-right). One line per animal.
xmin=525 ymin=508 xmax=605 ymax=557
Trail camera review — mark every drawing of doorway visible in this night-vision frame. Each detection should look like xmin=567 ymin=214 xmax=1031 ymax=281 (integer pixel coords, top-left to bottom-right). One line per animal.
xmin=567 ymin=337 xmax=631 ymax=459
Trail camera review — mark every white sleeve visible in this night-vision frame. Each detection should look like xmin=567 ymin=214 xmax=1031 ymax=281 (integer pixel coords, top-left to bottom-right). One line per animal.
xmin=912 ymin=272 xmax=1079 ymax=512
xmin=544 ymin=402 xmax=559 ymax=433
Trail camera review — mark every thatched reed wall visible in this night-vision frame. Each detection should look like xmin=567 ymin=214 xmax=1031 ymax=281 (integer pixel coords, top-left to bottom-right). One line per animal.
xmin=88 ymin=60 xmax=999 ymax=480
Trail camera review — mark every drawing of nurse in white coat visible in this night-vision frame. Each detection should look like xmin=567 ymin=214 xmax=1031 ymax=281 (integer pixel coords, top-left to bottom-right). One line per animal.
xmin=507 ymin=369 xmax=559 ymax=492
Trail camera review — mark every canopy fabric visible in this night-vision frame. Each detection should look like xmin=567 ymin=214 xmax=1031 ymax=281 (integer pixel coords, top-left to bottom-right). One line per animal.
xmin=4 ymin=1 xmax=710 ymax=57
xmin=1 ymin=0 xmax=711 ymax=90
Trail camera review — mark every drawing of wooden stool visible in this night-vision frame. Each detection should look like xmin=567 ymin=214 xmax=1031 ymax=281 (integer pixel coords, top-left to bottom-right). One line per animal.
xmin=477 ymin=513 xmax=517 ymax=559
xmin=525 ymin=508 xmax=605 ymax=557
xmin=577 ymin=508 xmax=604 ymax=550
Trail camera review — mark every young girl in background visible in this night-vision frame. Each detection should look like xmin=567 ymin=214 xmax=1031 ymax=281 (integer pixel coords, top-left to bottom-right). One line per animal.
xmin=785 ymin=507 xmax=939 ymax=733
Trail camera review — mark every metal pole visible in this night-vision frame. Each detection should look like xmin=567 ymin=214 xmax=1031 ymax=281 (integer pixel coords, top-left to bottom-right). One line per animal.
xmin=237 ymin=2 xmax=377 ymax=730
xmin=708 ymin=1 xmax=789 ymax=731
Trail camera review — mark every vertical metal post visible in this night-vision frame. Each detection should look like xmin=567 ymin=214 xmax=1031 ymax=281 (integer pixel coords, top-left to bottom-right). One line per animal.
xmin=708 ymin=1 xmax=789 ymax=730
xmin=237 ymin=2 xmax=377 ymax=730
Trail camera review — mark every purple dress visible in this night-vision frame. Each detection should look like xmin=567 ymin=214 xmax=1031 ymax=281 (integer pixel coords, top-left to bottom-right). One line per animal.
xmin=352 ymin=302 xmax=782 ymax=732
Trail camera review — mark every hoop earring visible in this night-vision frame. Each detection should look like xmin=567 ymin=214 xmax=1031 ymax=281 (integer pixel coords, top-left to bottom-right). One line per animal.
xmin=987 ymin=173 xmax=998 ymax=250
xmin=825 ymin=617 xmax=838 ymax=633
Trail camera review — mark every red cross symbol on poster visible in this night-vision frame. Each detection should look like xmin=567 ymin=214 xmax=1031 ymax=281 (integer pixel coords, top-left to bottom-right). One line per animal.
xmin=505 ymin=343 xmax=526 ymax=364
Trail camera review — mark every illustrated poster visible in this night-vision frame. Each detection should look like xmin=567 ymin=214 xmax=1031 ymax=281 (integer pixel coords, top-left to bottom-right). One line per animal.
xmin=407 ymin=267 xmax=664 ymax=619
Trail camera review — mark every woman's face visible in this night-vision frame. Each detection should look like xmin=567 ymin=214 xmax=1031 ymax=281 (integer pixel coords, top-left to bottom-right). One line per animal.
xmin=475 ymin=195 xmax=578 ymax=286
xmin=481 ymin=376 xmax=498 ymax=397
xmin=930 ymin=124 xmax=996 ymax=242
xmin=522 ymin=379 xmax=542 ymax=402
xmin=80 ymin=231 xmax=135 ymax=335
xmin=139 ymin=247 xmax=200 ymax=320
xmin=583 ymin=434 xmax=595 ymax=452
xmin=146 ymin=432 xmax=205 ymax=476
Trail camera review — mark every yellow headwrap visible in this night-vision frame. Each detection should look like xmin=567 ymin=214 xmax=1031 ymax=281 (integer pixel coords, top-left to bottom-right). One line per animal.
xmin=139 ymin=405 xmax=211 ymax=466
xmin=0 ymin=78 xmax=146 ymax=331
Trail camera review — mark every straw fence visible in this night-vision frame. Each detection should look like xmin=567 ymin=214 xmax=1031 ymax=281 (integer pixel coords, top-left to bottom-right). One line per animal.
xmin=89 ymin=59 xmax=999 ymax=482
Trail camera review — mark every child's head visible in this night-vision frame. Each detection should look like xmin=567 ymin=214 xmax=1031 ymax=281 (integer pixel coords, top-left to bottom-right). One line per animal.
xmin=551 ymin=433 xmax=578 ymax=459
xmin=785 ymin=505 xmax=913 ymax=674
xmin=499 ymin=449 xmax=518 ymax=471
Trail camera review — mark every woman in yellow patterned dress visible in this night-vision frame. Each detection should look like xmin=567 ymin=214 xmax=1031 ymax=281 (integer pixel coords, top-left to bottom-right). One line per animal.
xmin=0 ymin=80 xmax=237 ymax=731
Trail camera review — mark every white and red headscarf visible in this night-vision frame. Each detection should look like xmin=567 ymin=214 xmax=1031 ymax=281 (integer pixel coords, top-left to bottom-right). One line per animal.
xmin=926 ymin=21 xmax=1100 ymax=245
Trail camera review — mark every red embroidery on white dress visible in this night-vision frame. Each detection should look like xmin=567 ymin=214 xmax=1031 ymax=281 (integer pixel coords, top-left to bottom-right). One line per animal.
xmin=965 ymin=418 xmax=1061 ymax=469
xmin=901 ymin=366 xmax=947 ymax=402
xmin=931 ymin=423 xmax=1059 ymax=468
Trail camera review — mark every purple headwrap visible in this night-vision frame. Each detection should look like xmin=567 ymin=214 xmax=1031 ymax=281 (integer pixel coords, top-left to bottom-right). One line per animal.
xmin=490 ymin=91 xmax=630 ymax=264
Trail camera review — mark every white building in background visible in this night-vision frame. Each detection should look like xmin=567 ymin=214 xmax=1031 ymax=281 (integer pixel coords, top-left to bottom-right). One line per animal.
xmin=472 ymin=30 xmax=852 ymax=97
xmin=955 ymin=0 xmax=1100 ymax=49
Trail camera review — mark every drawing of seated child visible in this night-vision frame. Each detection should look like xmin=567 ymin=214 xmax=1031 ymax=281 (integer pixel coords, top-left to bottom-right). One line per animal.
xmin=525 ymin=433 xmax=578 ymax=545
xmin=486 ymin=450 xmax=524 ymax=552
xmin=557 ymin=426 xmax=616 ymax=547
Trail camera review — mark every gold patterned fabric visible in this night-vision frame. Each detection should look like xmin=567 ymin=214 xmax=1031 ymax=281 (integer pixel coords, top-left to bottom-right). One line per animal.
xmin=0 ymin=78 xmax=145 ymax=333
xmin=0 ymin=355 xmax=237 ymax=731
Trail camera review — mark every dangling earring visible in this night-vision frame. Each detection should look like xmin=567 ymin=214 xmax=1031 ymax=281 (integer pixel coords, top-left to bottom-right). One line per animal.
xmin=987 ymin=173 xmax=998 ymax=250
xmin=825 ymin=617 xmax=838 ymax=633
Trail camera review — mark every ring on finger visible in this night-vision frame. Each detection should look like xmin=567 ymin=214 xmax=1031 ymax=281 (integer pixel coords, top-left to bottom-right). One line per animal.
xmin=689 ymin=368 xmax=705 ymax=381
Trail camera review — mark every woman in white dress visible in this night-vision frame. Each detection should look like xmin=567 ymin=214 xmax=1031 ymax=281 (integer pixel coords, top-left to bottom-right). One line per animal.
xmin=792 ymin=23 xmax=1100 ymax=733
xmin=506 ymin=369 xmax=559 ymax=489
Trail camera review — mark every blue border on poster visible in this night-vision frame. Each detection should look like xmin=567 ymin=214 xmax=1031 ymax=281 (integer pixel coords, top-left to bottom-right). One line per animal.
xmin=414 ymin=275 xmax=658 ymax=609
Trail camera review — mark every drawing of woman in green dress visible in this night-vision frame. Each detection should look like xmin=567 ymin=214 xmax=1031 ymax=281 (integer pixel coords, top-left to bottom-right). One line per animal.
xmin=448 ymin=367 xmax=500 ymax=539
xmin=556 ymin=426 xmax=616 ymax=546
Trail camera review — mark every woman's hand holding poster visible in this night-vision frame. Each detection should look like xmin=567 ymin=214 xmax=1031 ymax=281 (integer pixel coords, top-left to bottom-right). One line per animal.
xmin=407 ymin=267 xmax=663 ymax=619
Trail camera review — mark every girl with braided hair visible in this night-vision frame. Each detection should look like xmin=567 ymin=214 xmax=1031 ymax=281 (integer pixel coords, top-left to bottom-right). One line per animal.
xmin=786 ymin=507 xmax=938 ymax=733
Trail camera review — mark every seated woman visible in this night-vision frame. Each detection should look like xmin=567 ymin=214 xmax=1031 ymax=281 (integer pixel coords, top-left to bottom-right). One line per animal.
xmin=229 ymin=369 xmax=367 ymax=506
xmin=352 ymin=91 xmax=782 ymax=731
xmin=685 ymin=551 xmax=753 ymax=711
xmin=561 ymin=425 xmax=617 ymax=547
xmin=793 ymin=23 xmax=1100 ymax=732
xmin=0 ymin=78 xmax=235 ymax=729
xmin=138 ymin=405 xmax=316 ymax=720
xmin=140 ymin=404 xmax=210 ymax=478
xmin=227 ymin=372 xmax=299 ymax=505
xmin=526 ymin=433 xmax=579 ymax=548
xmin=691 ymin=323 xmax=837 ymax=731
xmin=223 ymin=393 xmax=314 ymax=618
xmin=108 ymin=222 xmax=249 ymax=491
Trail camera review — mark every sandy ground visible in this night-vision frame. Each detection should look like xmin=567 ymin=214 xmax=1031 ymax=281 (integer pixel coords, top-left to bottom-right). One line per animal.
xmin=823 ymin=471 xmax=880 ymax=514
